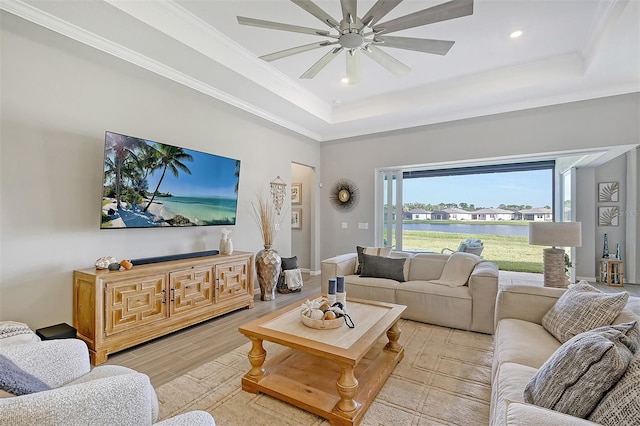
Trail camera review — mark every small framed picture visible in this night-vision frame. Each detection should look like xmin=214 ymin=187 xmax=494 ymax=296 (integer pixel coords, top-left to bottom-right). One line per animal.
xmin=291 ymin=208 xmax=302 ymax=229
xmin=598 ymin=206 xmax=620 ymax=226
xmin=291 ymin=183 xmax=302 ymax=204
xmin=598 ymin=182 xmax=619 ymax=202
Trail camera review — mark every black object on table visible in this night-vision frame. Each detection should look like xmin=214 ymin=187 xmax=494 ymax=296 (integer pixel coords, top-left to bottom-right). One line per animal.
xmin=36 ymin=323 xmax=77 ymax=340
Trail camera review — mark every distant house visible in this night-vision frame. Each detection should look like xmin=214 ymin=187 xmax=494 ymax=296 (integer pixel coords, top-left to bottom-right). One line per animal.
xmin=472 ymin=208 xmax=514 ymax=221
xmin=431 ymin=208 xmax=472 ymax=221
xmin=516 ymin=207 xmax=552 ymax=221
xmin=405 ymin=208 xmax=431 ymax=220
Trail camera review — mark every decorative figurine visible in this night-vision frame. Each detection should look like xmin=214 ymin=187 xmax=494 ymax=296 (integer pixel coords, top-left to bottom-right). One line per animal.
xmin=602 ymin=234 xmax=609 ymax=258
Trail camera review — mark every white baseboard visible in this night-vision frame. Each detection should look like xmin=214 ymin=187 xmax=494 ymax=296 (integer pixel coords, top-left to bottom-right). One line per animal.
xmin=301 ymin=268 xmax=321 ymax=276
xmin=576 ymin=276 xmax=596 ymax=283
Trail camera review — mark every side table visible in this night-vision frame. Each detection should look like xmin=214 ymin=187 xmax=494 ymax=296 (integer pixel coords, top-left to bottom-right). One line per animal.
xmin=597 ymin=258 xmax=624 ymax=287
xmin=35 ymin=323 xmax=77 ymax=340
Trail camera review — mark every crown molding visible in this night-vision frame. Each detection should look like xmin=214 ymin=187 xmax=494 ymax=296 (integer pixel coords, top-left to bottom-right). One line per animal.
xmin=104 ymin=0 xmax=333 ymax=123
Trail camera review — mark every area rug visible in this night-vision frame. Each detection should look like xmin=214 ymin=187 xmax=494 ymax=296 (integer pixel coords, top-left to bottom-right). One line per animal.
xmin=156 ymin=320 xmax=493 ymax=425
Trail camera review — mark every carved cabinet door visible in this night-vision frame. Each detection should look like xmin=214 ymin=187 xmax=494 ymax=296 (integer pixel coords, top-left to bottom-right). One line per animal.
xmin=169 ymin=266 xmax=215 ymax=316
xmin=215 ymin=259 xmax=250 ymax=302
xmin=104 ymin=274 xmax=167 ymax=336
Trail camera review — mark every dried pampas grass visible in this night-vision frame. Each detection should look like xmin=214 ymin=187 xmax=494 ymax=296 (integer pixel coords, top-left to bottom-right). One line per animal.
xmin=251 ymin=192 xmax=285 ymax=246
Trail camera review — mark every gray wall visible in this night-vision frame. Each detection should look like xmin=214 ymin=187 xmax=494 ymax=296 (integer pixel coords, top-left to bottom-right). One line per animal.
xmin=291 ymin=163 xmax=315 ymax=270
xmin=0 ymin=13 xmax=320 ymax=328
xmin=576 ymin=154 xmax=635 ymax=282
xmin=320 ymin=94 xmax=640 ymax=273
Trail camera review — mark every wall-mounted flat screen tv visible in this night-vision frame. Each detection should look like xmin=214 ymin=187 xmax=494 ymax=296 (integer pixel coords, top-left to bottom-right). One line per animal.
xmin=101 ymin=131 xmax=240 ymax=229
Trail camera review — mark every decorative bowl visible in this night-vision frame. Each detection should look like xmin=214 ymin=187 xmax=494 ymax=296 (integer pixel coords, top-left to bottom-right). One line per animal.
xmin=300 ymin=312 xmax=344 ymax=329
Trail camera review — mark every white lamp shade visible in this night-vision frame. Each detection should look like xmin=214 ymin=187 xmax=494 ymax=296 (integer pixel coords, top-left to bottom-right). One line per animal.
xmin=529 ymin=222 xmax=582 ymax=247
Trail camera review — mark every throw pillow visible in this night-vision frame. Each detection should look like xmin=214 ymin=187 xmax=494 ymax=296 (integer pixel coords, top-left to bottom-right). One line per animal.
xmin=589 ymin=352 xmax=640 ymax=425
xmin=524 ymin=321 xmax=639 ymax=419
xmin=430 ymin=252 xmax=480 ymax=287
xmin=542 ymin=281 xmax=629 ymax=343
xmin=359 ymin=253 xmax=406 ymax=282
xmin=281 ymin=256 xmax=299 ymax=271
xmin=355 ymin=246 xmax=391 ymax=275
xmin=0 ymin=354 xmax=51 ymax=396
xmin=0 ymin=321 xmax=40 ymax=347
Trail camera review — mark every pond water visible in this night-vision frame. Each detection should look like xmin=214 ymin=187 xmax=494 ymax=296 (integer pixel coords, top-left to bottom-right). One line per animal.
xmin=402 ymin=223 xmax=529 ymax=237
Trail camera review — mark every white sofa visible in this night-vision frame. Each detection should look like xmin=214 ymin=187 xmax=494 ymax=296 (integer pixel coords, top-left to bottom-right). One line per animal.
xmin=491 ymin=284 xmax=640 ymax=425
xmin=321 ymin=251 xmax=499 ymax=334
xmin=0 ymin=336 xmax=215 ymax=426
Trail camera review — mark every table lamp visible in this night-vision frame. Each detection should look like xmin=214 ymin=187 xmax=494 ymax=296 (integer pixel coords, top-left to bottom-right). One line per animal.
xmin=529 ymin=222 xmax=582 ymax=287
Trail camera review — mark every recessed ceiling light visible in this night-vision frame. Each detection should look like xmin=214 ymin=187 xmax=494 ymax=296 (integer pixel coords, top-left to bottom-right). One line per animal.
xmin=340 ymin=77 xmax=349 ymax=84
xmin=510 ymin=30 xmax=523 ymax=39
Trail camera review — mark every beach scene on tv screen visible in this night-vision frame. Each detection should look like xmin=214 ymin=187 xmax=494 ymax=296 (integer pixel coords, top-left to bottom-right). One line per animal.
xmin=101 ymin=132 xmax=240 ymax=228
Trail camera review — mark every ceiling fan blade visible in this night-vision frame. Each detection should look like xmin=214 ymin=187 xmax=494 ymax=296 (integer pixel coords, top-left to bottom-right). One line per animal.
xmin=290 ymin=0 xmax=340 ymax=29
xmin=362 ymin=45 xmax=410 ymax=77
xmin=346 ymin=49 xmax=361 ymax=84
xmin=237 ymin=16 xmax=330 ymax=37
xmin=260 ymin=42 xmax=333 ymax=62
xmin=361 ymin=0 xmax=403 ymax=27
xmin=301 ymin=47 xmax=343 ymax=79
xmin=340 ymin=0 xmax=358 ymax=25
xmin=373 ymin=0 xmax=474 ymax=34
xmin=376 ymin=36 xmax=455 ymax=55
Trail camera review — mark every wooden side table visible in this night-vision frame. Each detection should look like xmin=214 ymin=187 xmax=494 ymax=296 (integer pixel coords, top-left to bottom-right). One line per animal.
xmin=598 ymin=258 xmax=624 ymax=287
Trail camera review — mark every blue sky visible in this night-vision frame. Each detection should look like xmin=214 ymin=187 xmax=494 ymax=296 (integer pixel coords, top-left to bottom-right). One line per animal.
xmin=403 ymin=169 xmax=552 ymax=208
xmin=146 ymin=144 xmax=239 ymax=198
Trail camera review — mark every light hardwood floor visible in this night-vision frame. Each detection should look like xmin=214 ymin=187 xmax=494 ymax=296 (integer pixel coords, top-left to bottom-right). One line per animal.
xmin=105 ymin=273 xmax=321 ymax=387
xmin=106 ymin=271 xmax=637 ymax=388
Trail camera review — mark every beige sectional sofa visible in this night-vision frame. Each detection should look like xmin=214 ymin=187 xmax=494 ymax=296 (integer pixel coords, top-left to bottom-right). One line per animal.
xmin=321 ymin=251 xmax=499 ymax=334
xmin=491 ymin=284 xmax=640 ymax=425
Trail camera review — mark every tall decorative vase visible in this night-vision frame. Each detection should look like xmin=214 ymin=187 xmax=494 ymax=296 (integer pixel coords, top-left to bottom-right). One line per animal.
xmin=256 ymin=245 xmax=281 ymax=301
xmin=602 ymin=234 xmax=609 ymax=258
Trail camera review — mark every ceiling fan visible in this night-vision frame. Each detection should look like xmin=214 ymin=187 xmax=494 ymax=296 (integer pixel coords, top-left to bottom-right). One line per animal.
xmin=237 ymin=0 xmax=474 ymax=84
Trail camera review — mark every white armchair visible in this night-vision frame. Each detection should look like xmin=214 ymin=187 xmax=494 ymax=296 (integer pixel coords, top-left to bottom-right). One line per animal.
xmin=0 ymin=338 xmax=214 ymax=426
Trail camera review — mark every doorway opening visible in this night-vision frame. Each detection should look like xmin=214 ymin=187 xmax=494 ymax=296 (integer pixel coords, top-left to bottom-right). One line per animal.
xmin=377 ymin=161 xmax=555 ymax=272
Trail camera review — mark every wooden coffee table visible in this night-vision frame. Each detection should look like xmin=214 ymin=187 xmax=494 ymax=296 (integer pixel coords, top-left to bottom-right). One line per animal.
xmin=239 ymin=294 xmax=406 ymax=426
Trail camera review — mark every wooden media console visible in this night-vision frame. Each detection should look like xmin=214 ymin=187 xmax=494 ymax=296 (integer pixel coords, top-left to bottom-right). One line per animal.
xmin=73 ymin=251 xmax=254 ymax=365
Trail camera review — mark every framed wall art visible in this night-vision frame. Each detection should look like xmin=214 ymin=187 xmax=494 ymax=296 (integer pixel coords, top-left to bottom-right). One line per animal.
xmin=598 ymin=206 xmax=620 ymax=227
xmin=291 ymin=183 xmax=302 ymax=205
xmin=291 ymin=208 xmax=302 ymax=229
xmin=598 ymin=182 xmax=619 ymax=202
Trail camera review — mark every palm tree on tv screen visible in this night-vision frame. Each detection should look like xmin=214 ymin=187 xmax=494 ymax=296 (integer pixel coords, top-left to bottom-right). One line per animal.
xmin=234 ymin=160 xmax=240 ymax=194
xmin=105 ymin=132 xmax=144 ymax=209
xmin=142 ymin=144 xmax=193 ymax=213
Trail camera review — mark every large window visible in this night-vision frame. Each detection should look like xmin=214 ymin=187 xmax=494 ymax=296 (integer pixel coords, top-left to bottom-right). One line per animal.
xmin=376 ymin=161 xmax=555 ymax=272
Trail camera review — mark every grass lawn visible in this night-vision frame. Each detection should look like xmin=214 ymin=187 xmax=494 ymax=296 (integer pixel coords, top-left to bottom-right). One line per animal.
xmin=402 ymin=230 xmax=544 ymax=273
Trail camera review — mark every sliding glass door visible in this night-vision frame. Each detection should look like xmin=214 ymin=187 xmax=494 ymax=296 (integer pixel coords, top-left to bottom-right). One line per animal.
xmin=375 ymin=169 xmax=403 ymax=249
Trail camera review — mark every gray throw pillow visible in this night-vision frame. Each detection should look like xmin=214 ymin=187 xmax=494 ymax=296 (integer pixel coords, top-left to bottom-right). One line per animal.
xmin=524 ymin=321 xmax=639 ymax=419
xmin=0 ymin=354 xmax=51 ymax=396
xmin=589 ymin=352 xmax=640 ymax=425
xmin=542 ymin=281 xmax=629 ymax=343
xmin=354 ymin=246 xmax=391 ymax=275
xmin=281 ymin=256 xmax=298 ymax=271
xmin=359 ymin=253 xmax=406 ymax=282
